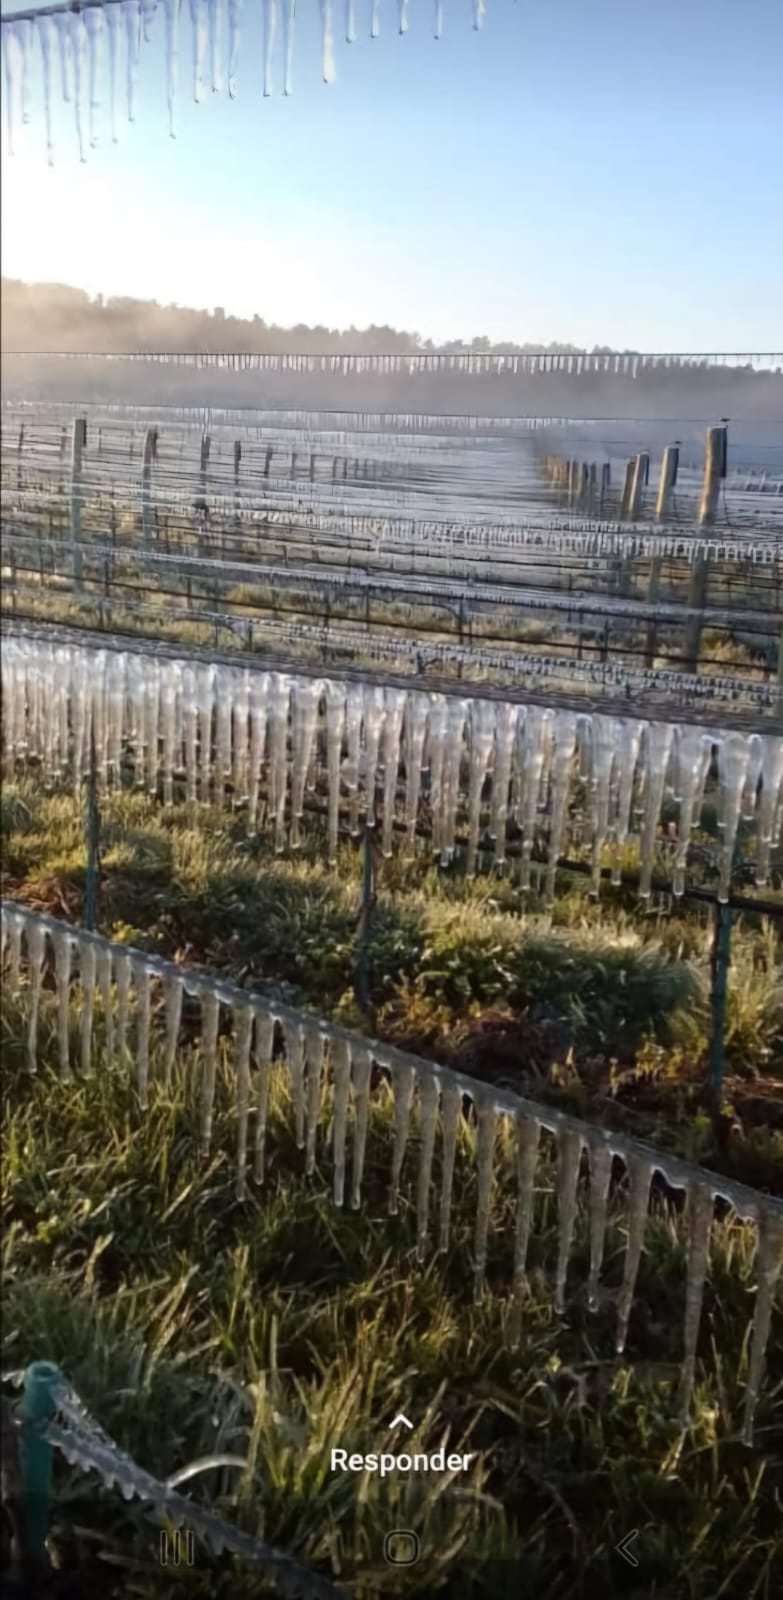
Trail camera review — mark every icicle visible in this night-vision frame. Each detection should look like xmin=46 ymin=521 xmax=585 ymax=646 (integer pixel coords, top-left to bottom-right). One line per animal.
xmin=398 ymin=0 xmax=409 ymax=31
xmin=678 ymin=1183 xmax=714 ymax=1422
xmin=115 ymin=949 xmax=132 ymax=1063
xmin=440 ymin=698 xmax=469 ymax=865
xmin=261 ymin=0 xmax=278 ymax=95
xmin=53 ymin=926 xmax=73 ymax=1079
xmin=371 ymin=0 xmax=380 ymax=38
xmin=304 ymin=1020 xmax=324 ymax=1175
xmin=554 ymin=1130 xmax=583 ymax=1314
xmin=131 ymin=957 xmax=151 ymax=1107
xmin=610 ymin=718 xmax=643 ymax=887
xmin=189 ymin=0 xmax=209 ymax=101
xmin=79 ymin=938 xmax=97 ymax=1078
xmin=434 ymin=0 xmax=444 ymax=37
xmin=67 ymin=10 xmax=89 ymax=161
xmin=466 ymin=700 xmax=496 ymax=877
xmin=163 ymin=0 xmax=182 ymax=136
xmin=331 ymin=1036 xmax=352 ymax=1206
xmin=403 ymin=693 xmax=429 ymax=850
xmin=26 ymin=922 xmax=47 ymax=1072
xmin=615 ymin=1157 xmax=653 ymax=1353
xmin=473 ymin=0 xmax=485 ymax=27
xmin=717 ymin=734 xmax=750 ymax=903
xmin=199 ymin=990 xmax=220 ymax=1156
xmin=473 ymin=1104 xmax=497 ymax=1295
xmin=756 ymin=738 xmax=783 ymax=887
xmin=589 ymin=716 xmax=616 ymax=897
xmin=344 ymin=683 xmax=365 ymax=835
xmin=438 ymin=1080 xmax=462 ymax=1250
xmin=268 ymin=675 xmax=291 ymax=854
xmin=388 ymin=1061 xmax=415 ymax=1215
xmin=234 ymin=1003 xmax=253 ymax=1200
xmin=742 ymin=1210 xmax=783 ymax=1446
xmin=247 ymin=672 xmax=269 ymax=835
xmin=586 ymin=1140 xmax=613 ymax=1311
xmin=415 ymin=1072 xmax=440 ymax=1262
xmin=97 ymin=946 xmax=115 ymax=1064
xmin=545 ymin=711 xmax=577 ymax=904
xmin=54 ymin=12 xmax=73 ymax=103
xmin=283 ymin=1019 xmax=306 ymax=1149
xmin=518 ymin=707 xmax=553 ymax=891
xmin=228 ymin=0 xmax=242 ymax=95
xmin=362 ymin=686 xmax=386 ymax=829
xmin=672 ymin=727 xmax=711 ymax=897
xmin=508 ymin=1113 xmax=540 ymax=1344
xmin=209 ymin=0 xmax=224 ymax=89
xmin=490 ymin=703 xmax=517 ymax=866
xmin=84 ymin=8 xmax=105 ymax=147
xmin=638 ymin=723 xmax=674 ymax=899
xmin=253 ymin=1008 xmax=275 ymax=1183
xmin=6 ymin=908 xmax=24 ymax=994
xmin=325 ymin=681 xmax=345 ymax=865
xmin=163 ymin=970 xmax=183 ymax=1087
xmin=319 ymin=0 xmax=335 ymax=81
xmin=346 ymin=0 xmax=357 ymax=41
xmin=349 ymin=1045 xmax=372 ymax=1210
xmin=123 ymin=0 xmax=141 ymax=121
xmin=38 ymin=16 xmax=56 ymax=162
xmin=381 ymin=688 xmax=407 ymax=857
xmin=282 ymin=0 xmax=294 ymax=94
xmin=290 ymin=679 xmax=321 ymax=848
xmin=741 ymin=735 xmax=764 ymax=822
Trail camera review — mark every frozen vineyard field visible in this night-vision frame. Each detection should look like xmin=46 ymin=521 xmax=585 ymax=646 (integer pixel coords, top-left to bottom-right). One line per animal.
xmin=3 ymin=899 xmax=782 ymax=1445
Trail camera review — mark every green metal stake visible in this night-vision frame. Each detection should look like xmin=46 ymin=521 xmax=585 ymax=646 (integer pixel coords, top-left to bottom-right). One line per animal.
xmin=19 ymin=1361 xmax=61 ymax=1570
xmin=708 ymin=901 xmax=732 ymax=1101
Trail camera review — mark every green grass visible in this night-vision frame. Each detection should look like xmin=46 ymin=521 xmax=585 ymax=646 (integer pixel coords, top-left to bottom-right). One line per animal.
xmin=2 ymin=993 xmax=782 ymax=1600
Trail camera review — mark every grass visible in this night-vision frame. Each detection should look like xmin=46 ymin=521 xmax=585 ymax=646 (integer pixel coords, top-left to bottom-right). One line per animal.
xmin=2 ymin=992 xmax=783 ymax=1599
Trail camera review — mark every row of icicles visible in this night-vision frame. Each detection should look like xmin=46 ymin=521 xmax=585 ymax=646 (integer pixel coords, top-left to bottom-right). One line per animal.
xmin=3 ymin=631 xmax=782 ymax=900
xmin=2 ymin=899 xmax=781 ymax=1445
xmin=1 ymin=0 xmax=487 ymax=161
xmin=5 ymin=345 xmax=778 ymax=375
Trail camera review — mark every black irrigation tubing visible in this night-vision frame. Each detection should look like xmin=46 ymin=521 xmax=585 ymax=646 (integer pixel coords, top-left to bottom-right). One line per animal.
xmin=5 ymin=611 xmax=782 ymax=737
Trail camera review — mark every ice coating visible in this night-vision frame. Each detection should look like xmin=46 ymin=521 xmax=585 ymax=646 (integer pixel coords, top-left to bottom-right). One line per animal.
xmin=388 ymin=1060 xmax=415 ymax=1215
xmin=263 ymin=0 xmax=277 ymax=96
xmin=115 ymin=948 xmax=132 ymax=1062
xmin=554 ymin=1129 xmax=583 ymax=1314
xmin=282 ymin=0 xmax=295 ymax=94
xmin=79 ymin=937 xmax=98 ymax=1079
xmin=678 ymin=1182 xmax=714 ymax=1421
xmin=473 ymin=0 xmax=485 ymax=27
xmin=615 ymin=1157 xmax=653 ymax=1353
xmin=159 ymin=969 xmax=182 ymax=1087
xmin=6 ymin=907 xmax=23 ymax=994
xmin=586 ymin=1140 xmax=613 ymax=1311
xmin=742 ymin=1211 xmax=783 ymax=1445
xmin=253 ymin=1007 xmax=275 ymax=1184
xmin=672 ymin=726 xmax=711 ymax=897
xmin=381 ymin=688 xmax=407 ymax=857
xmin=132 ymin=957 xmax=152 ymax=1108
xmin=331 ymin=1036 xmax=352 ymax=1206
xmin=234 ymin=1002 xmax=253 ymax=1200
xmin=97 ymin=945 xmax=115 ymax=1063
xmin=304 ymin=1020 xmax=324 ymax=1175
xmin=717 ymin=734 xmax=751 ymax=902
xmin=403 ymin=692 xmax=428 ymax=849
xmin=545 ymin=710 xmax=577 ymax=904
xmin=473 ymin=1105 xmax=497 ymax=1295
xmin=638 ymin=723 xmax=674 ymax=899
xmin=199 ymin=990 xmax=221 ymax=1155
xmin=349 ymin=1045 xmax=372 ymax=1209
xmin=416 ymin=1072 xmax=440 ymax=1262
xmin=362 ymin=686 xmax=386 ymax=830
xmin=509 ymin=1113 xmax=541 ymax=1343
xmin=325 ymin=681 xmax=346 ymax=864
xmin=756 ymin=737 xmax=783 ymax=887
xmin=398 ymin=0 xmax=409 ymax=32
xmin=282 ymin=1019 xmax=306 ymax=1150
xmin=210 ymin=0 xmax=224 ymax=90
xmin=371 ymin=0 xmax=381 ymax=38
xmin=26 ymin=921 xmax=47 ymax=1072
xmin=434 ymin=0 xmax=444 ymax=38
xmin=466 ymin=699 xmax=496 ymax=877
xmin=438 ymin=1080 xmax=462 ymax=1251
xmin=291 ymin=679 xmax=322 ymax=849
xmin=51 ymin=925 xmax=73 ymax=1078
xmin=319 ymin=0 xmax=335 ymax=82
xmin=189 ymin=0 xmax=209 ymax=100
xmin=227 ymin=0 xmax=242 ymax=95
xmin=346 ymin=0 xmax=357 ymax=43
xmin=268 ymin=675 xmax=291 ymax=855
xmin=163 ymin=0 xmax=181 ymax=136
xmin=490 ymin=702 xmax=517 ymax=866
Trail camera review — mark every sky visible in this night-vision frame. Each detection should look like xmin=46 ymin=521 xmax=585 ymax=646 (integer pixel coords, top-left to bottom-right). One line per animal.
xmin=1 ymin=0 xmax=782 ymax=349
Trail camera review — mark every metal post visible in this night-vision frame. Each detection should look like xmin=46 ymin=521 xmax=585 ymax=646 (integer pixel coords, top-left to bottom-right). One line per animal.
xmin=19 ymin=1362 xmax=60 ymax=1570
xmin=141 ymin=427 xmax=158 ymax=547
xmin=70 ymin=416 xmax=87 ymax=589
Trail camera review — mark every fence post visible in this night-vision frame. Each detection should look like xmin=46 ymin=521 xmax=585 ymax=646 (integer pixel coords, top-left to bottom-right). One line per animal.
xmin=645 ymin=444 xmax=680 ymax=666
xmin=70 ymin=416 xmax=87 ymax=590
xmin=620 ymin=458 xmax=635 ymax=518
xmin=599 ymin=461 xmax=611 ymax=515
xmin=19 ymin=1362 xmax=61 ymax=1572
xmin=16 ymin=423 xmax=24 ymax=491
xmin=234 ymin=439 xmax=242 ymax=526
xmin=685 ymin=424 xmax=727 ymax=669
xmin=628 ymin=451 xmax=649 ymax=518
xmin=142 ymin=426 xmax=158 ymax=547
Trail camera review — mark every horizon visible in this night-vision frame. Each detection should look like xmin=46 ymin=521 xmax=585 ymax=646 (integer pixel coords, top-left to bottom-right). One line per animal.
xmin=1 ymin=0 xmax=782 ymax=352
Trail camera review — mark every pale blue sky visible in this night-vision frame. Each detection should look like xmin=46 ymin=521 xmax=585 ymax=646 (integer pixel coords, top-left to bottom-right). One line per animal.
xmin=1 ymin=0 xmax=782 ymax=347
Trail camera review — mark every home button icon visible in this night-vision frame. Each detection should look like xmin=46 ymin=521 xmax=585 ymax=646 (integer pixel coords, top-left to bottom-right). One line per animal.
xmin=383 ymin=1529 xmax=420 ymax=1566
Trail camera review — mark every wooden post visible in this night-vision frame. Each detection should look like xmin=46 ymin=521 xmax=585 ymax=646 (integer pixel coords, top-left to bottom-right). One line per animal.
xmin=70 ymin=416 xmax=87 ymax=588
xmin=16 ymin=424 xmax=24 ymax=491
xmin=580 ymin=463 xmax=589 ymax=508
xmin=332 ymin=455 xmax=339 ymax=484
xmin=291 ymin=450 xmax=298 ymax=478
xmin=620 ymin=458 xmax=636 ymax=518
xmin=588 ymin=462 xmax=597 ymax=515
xmin=309 ymin=451 xmax=316 ymax=482
xmin=264 ymin=445 xmax=273 ymax=478
xmin=234 ymin=439 xmax=242 ymax=525
xmin=628 ymin=452 xmax=649 ymax=518
xmin=141 ymin=427 xmax=158 ymax=546
xmin=599 ymin=461 xmax=611 ymax=515
xmin=568 ymin=459 xmax=580 ymax=507
xmin=655 ymin=443 xmax=680 ymax=521
xmin=685 ymin=425 xmax=727 ymax=668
